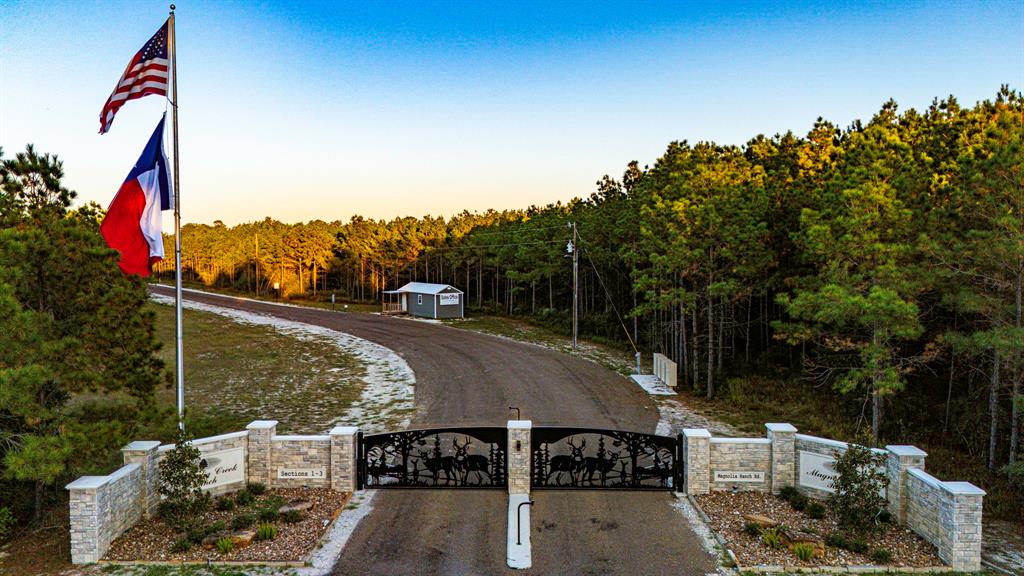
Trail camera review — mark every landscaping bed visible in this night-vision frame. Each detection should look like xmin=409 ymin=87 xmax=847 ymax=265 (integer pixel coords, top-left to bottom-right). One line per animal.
xmin=104 ymin=487 xmax=347 ymax=563
xmin=695 ymin=491 xmax=944 ymax=570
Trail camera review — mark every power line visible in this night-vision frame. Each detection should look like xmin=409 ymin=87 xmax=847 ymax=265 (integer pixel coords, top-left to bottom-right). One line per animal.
xmin=577 ymin=233 xmax=639 ymax=354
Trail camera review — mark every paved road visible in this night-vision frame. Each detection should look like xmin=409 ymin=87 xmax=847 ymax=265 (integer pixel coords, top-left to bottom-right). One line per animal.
xmin=152 ymin=286 xmax=717 ymax=575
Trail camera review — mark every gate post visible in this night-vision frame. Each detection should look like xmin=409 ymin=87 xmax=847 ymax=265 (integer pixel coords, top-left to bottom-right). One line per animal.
xmin=329 ymin=426 xmax=360 ymax=492
xmin=766 ymin=423 xmax=797 ymax=495
xmin=682 ymin=428 xmax=711 ymax=495
xmin=507 ymin=420 xmax=532 ymax=494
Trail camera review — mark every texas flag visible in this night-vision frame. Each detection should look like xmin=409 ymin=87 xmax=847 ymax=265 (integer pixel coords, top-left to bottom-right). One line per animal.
xmin=101 ymin=115 xmax=172 ymax=276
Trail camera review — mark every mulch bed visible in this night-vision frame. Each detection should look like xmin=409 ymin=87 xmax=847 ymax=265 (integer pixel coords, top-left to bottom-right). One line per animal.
xmin=695 ymin=491 xmax=944 ymax=569
xmin=104 ymin=487 xmax=348 ymax=563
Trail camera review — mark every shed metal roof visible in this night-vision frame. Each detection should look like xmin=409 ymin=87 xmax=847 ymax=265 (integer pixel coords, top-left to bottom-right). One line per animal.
xmin=384 ymin=282 xmax=463 ymax=295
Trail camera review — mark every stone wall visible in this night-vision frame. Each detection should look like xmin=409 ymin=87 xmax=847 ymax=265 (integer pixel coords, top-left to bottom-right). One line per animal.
xmin=682 ymin=423 xmax=986 ymax=572
xmin=708 ymin=438 xmax=771 ymax=492
xmin=66 ymin=463 xmax=143 ymax=563
xmin=67 ymin=420 xmax=361 ymax=564
xmin=271 ymin=435 xmax=332 ymax=488
xmin=905 ymin=469 xmax=985 ymax=571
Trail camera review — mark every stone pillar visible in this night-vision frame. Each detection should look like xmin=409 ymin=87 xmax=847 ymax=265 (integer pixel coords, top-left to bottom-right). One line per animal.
xmin=766 ymin=423 xmax=797 ymax=495
xmin=246 ymin=420 xmax=278 ymax=486
xmin=886 ymin=445 xmax=927 ymax=523
xmin=65 ymin=476 xmax=106 ymax=564
xmin=507 ymin=420 xmax=532 ymax=495
xmin=682 ymin=428 xmax=711 ymax=495
xmin=944 ymin=482 xmax=985 ymax=572
xmin=329 ymin=426 xmax=359 ymax=492
xmin=121 ymin=440 xmax=161 ymax=518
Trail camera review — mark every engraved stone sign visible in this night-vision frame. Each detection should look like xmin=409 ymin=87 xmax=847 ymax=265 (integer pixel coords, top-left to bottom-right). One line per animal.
xmin=714 ymin=470 xmax=765 ymax=483
xmin=277 ymin=468 xmax=326 ymax=480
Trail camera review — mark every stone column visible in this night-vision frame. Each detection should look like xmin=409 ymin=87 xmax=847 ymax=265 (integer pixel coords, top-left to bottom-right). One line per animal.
xmin=507 ymin=420 xmax=532 ymax=495
xmin=65 ymin=476 xmax=106 ymax=564
xmin=765 ymin=423 xmax=797 ymax=495
xmin=329 ymin=426 xmax=359 ymax=492
xmin=682 ymin=428 xmax=711 ymax=495
xmin=944 ymin=482 xmax=985 ymax=572
xmin=885 ymin=444 xmax=927 ymax=523
xmin=121 ymin=440 xmax=161 ymax=518
xmin=246 ymin=420 xmax=278 ymax=486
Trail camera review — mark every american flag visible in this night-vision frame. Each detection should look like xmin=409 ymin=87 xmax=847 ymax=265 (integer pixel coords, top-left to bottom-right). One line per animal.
xmin=99 ymin=20 xmax=170 ymax=134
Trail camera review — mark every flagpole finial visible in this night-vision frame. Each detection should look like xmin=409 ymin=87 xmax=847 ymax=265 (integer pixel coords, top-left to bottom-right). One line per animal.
xmin=169 ymin=4 xmax=175 ymax=11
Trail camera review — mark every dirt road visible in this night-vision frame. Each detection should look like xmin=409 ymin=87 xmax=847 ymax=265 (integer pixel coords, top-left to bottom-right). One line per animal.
xmin=152 ymin=286 xmax=717 ymax=575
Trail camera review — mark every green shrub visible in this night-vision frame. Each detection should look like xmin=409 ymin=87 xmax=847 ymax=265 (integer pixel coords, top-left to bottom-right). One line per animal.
xmin=779 ymin=485 xmax=801 ymax=502
xmin=870 ymin=548 xmax=893 ymax=564
xmin=792 ymin=542 xmax=816 ymax=561
xmin=216 ymin=537 xmax=234 ymax=554
xmin=825 ymin=532 xmax=848 ymax=549
xmin=761 ymin=527 xmax=782 ymax=549
xmin=805 ymin=502 xmax=826 ymax=519
xmin=231 ymin=512 xmax=255 ymax=530
xmin=282 ymin=509 xmax=303 ymax=523
xmin=829 ymin=437 xmax=890 ymax=534
xmin=258 ymin=505 xmax=279 ymax=522
xmin=0 ymin=506 xmax=13 ymax=542
xmin=158 ymin=429 xmax=210 ymax=531
xmin=876 ymin=508 xmax=893 ymax=524
xmin=743 ymin=522 xmax=762 ymax=537
xmin=848 ymin=538 xmax=869 ymax=554
xmin=215 ymin=496 xmax=236 ymax=512
xmin=790 ymin=493 xmax=808 ymax=511
xmin=170 ymin=537 xmax=192 ymax=553
xmin=247 ymin=482 xmax=267 ymax=496
xmin=235 ymin=489 xmax=254 ymax=506
xmin=256 ymin=522 xmax=277 ymax=541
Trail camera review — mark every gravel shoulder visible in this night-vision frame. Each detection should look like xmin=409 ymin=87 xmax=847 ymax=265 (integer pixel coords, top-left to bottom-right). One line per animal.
xmin=152 ymin=286 xmax=718 ymax=576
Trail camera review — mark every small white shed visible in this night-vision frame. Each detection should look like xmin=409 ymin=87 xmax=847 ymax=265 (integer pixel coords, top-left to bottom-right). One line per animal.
xmin=383 ymin=282 xmax=464 ymax=319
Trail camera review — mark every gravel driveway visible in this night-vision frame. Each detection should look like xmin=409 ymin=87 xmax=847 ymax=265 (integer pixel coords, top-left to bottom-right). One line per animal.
xmin=151 ymin=286 xmax=718 ymax=575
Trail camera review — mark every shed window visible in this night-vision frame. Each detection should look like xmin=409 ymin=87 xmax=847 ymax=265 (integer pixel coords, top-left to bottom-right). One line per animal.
xmin=417 ymin=294 xmax=422 ymax=305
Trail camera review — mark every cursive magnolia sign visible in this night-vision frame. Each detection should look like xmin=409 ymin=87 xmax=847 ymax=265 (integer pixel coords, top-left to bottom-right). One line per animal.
xmin=799 ymin=450 xmax=886 ymax=496
xmin=199 ymin=447 xmax=245 ymax=490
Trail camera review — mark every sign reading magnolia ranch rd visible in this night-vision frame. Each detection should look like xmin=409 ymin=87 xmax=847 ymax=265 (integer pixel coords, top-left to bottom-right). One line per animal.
xmin=278 ymin=468 xmax=326 ymax=479
xmin=439 ymin=293 xmax=459 ymax=305
xmin=714 ymin=470 xmax=765 ymax=483
xmin=199 ymin=447 xmax=245 ymax=489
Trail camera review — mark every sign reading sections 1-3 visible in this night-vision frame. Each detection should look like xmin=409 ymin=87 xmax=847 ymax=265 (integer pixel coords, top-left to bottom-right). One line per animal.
xmin=439 ymin=293 xmax=460 ymax=306
xmin=200 ymin=447 xmax=245 ymax=490
xmin=278 ymin=468 xmax=326 ymax=479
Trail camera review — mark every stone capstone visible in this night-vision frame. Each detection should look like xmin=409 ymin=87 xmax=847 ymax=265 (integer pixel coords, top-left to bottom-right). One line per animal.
xmin=278 ymin=499 xmax=313 ymax=514
xmin=742 ymin=513 xmax=779 ymax=529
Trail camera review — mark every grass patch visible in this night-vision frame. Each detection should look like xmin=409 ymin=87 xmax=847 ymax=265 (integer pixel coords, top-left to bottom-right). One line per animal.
xmin=149 ymin=302 xmax=366 ymax=434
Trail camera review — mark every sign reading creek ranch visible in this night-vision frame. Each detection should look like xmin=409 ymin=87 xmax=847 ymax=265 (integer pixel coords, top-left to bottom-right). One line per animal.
xmin=278 ymin=468 xmax=326 ymax=480
xmin=199 ymin=447 xmax=245 ymax=490
xmin=714 ymin=470 xmax=765 ymax=483
xmin=439 ymin=293 xmax=460 ymax=306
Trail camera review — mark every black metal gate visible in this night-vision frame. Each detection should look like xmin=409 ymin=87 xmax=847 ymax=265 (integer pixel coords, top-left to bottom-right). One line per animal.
xmin=531 ymin=427 xmax=680 ymax=490
xmin=358 ymin=427 xmax=507 ymax=489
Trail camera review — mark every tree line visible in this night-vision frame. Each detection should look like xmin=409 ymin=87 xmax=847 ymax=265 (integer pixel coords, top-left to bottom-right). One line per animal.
xmin=160 ymin=88 xmax=1022 ymax=479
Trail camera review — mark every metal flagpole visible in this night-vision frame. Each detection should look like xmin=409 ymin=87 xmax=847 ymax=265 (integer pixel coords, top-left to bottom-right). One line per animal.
xmin=169 ymin=4 xmax=185 ymax=431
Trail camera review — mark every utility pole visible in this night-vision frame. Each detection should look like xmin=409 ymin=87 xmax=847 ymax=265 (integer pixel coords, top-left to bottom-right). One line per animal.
xmin=254 ymin=232 xmax=259 ymax=296
xmin=569 ymin=222 xmax=578 ymax=350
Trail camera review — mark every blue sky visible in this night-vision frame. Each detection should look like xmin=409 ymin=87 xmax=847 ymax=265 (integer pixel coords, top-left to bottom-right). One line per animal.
xmin=1 ymin=0 xmax=1021 ymax=225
